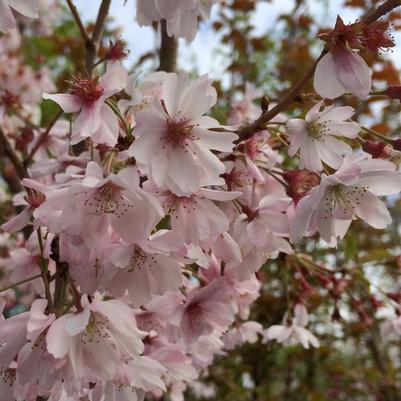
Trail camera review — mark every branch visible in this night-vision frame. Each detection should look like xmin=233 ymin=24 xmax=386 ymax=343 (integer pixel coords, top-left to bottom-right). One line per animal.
xmin=0 ymin=273 xmax=42 ymax=294
xmin=86 ymin=0 xmax=112 ymax=73
xmin=362 ymin=0 xmax=401 ymax=24
xmin=65 ymin=0 xmax=92 ymax=46
xmin=24 ymin=109 xmax=63 ymax=167
xmin=66 ymin=0 xmax=112 ymax=74
xmin=0 ymin=126 xmax=27 ymax=180
xmin=236 ymin=0 xmax=401 ymax=143
xmin=158 ymin=20 xmax=178 ymax=72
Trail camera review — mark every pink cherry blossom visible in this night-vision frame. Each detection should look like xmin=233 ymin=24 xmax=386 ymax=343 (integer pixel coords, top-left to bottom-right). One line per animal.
xmin=46 ymin=296 xmax=146 ymax=382
xmin=129 ymin=72 xmax=237 ymax=196
xmin=224 ymin=321 xmax=263 ymax=350
xmin=291 ymin=153 xmax=401 ymax=245
xmin=43 ymin=63 xmax=127 ymax=146
xmin=136 ymin=0 xmax=218 ymax=42
xmin=166 ymin=0 xmax=218 ymax=42
xmin=263 ymin=304 xmax=320 ymax=349
xmin=287 ymin=101 xmax=360 ymax=171
xmin=170 ymin=279 xmax=237 ymax=345
xmin=108 ymin=238 xmax=183 ymax=306
xmin=32 ymin=162 xmax=163 ymax=246
xmin=314 ymin=48 xmax=371 ymax=99
xmin=146 ymin=182 xmax=240 ymax=245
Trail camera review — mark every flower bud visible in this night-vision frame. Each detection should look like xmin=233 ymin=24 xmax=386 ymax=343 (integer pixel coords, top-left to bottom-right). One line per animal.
xmin=283 ymin=169 xmax=320 ymax=203
xmin=105 ymin=40 xmax=129 ymax=62
xmin=384 ymin=85 xmax=401 ymax=101
xmin=362 ymin=140 xmax=392 ymax=159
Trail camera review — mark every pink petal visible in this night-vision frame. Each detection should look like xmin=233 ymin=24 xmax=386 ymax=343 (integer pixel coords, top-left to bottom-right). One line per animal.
xmin=43 ymin=93 xmax=79 ymax=113
xmin=314 ymin=53 xmax=346 ymax=99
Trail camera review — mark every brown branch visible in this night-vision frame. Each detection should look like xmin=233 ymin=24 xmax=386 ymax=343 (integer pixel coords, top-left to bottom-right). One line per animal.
xmin=0 ymin=273 xmax=42 ymax=294
xmin=65 ymin=0 xmax=92 ymax=47
xmin=158 ymin=20 xmax=178 ymax=73
xmin=362 ymin=0 xmax=401 ymax=25
xmin=0 ymin=126 xmax=27 ymax=180
xmin=236 ymin=0 xmax=401 ymax=143
xmin=66 ymin=0 xmax=112 ymax=74
xmin=24 ymin=109 xmax=63 ymax=167
xmin=86 ymin=0 xmax=112 ymax=73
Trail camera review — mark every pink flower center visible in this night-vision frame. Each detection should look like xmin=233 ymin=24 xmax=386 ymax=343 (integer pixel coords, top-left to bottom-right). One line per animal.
xmin=69 ymin=76 xmax=104 ymax=108
xmin=163 ymin=118 xmax=198 ymax=150
xmin=245 ymin=136 xmax=259 ymax=159
xmin=187 ymin=304 xmax=206 ymax=329
xmin=25 ymin=190 xmax=46 ymax=209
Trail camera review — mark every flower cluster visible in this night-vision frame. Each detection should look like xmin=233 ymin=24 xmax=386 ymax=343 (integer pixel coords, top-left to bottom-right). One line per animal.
xmin=1 ymin=3 xmax=401 ymax=401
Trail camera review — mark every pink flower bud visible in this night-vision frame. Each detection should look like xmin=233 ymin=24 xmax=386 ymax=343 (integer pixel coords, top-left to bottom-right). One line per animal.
xmin=283 ymin=169 xmax=320 ymax=203
xmin=362 ymin=140 xmax=392 ymax=159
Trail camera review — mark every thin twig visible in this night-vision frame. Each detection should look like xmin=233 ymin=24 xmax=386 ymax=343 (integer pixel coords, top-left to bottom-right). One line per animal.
xmin=65 ymin=0 xmax=92 ymax=46
xmin=37 ymin=228 xmax=54 ymax=311
xmin=86 ymin=0 xmax=112 ymax=73
xmin=236 ymin=0 xmax=401 ymax=143
xmin=0 ymin=274 xmax=42 ymax=294
xmin=0 ymin=126 xmax=27 ymax=179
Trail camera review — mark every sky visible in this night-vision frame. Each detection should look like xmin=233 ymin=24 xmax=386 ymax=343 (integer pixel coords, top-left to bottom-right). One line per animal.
xmin=73 ymin=0 xmax=401 ymax=79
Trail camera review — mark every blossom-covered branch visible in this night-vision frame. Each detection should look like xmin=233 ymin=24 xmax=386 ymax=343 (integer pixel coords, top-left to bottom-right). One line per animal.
xmin=236 ymin=0 xmax=401 ymax=143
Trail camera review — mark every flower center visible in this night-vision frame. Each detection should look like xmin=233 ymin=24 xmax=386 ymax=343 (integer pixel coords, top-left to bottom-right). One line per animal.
xmin=163 ymin=118 xmax=198 ymax=149
xmin=323 ymin=185 xmax=367 ymax=219
xmin=83 ymin=182 xmax=134 ymax=217
xmin=306 ymin=121 xmax=330 ymax=141
xmin=69 ymin=76 xmax=104 ymax=108
xmin=127 ymin=247 xmax=157 ymax=272
xmin=187 ymin=304 xmax=206 ymax=329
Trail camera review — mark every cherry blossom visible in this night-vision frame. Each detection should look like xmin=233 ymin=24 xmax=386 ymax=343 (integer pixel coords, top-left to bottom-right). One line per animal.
xmin=263 ymin=304 xmax=320 ymax=349
xmin=43 ymin=63 xmax=127 ymax=146
xmin=129 ymin=72 xmax=237 ymax=195
xmin=136 ymin=0 xmax=218 ymax=41
xmin=1 ymin=4 xmax=401 ymax=400
xmin=291 ymin=153 xmax=401 ymax=245
xmin=314 ymin=17 xmax=372 ymax=99
xmin=287 ymin=101 xmax=360 ymax=171
xmin=46 ymin=296 xmax=148 ymax=382
xmin=32 ymin=162 xmax=163 ymax=246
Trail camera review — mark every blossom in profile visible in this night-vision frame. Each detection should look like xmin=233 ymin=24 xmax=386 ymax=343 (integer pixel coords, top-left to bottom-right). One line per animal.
xmin=0 ymin=0 xmax=39 ymax=32
xmin=314 ymin=16 xmax=371 ymax=99
xmin=43 ymin=63 xmax=127 ymax=146
xmin=287 ymin=101 xmax=360 ymax=171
